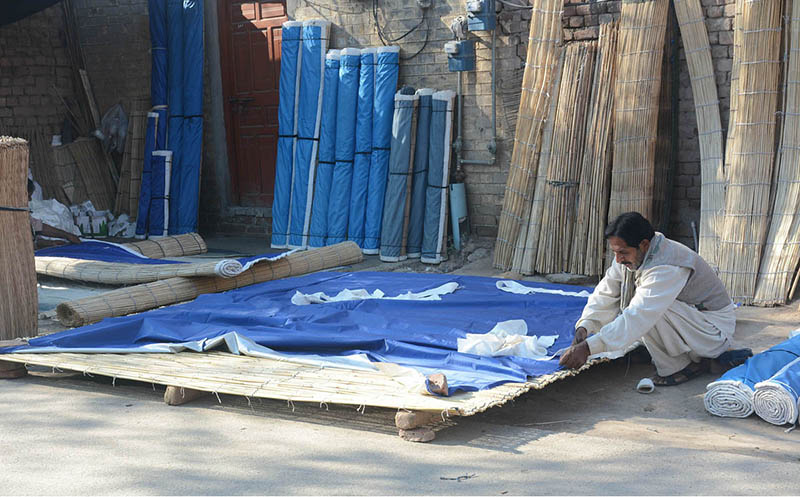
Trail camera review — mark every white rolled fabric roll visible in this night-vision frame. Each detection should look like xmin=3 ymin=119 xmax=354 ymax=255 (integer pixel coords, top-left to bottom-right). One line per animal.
xmin=752 ymin=382 xmax=798 ymax=426
xmin=703 ymin=380 xmax=754 ymax=418
xmin=213 ymin=259 xmax=245 ymax=278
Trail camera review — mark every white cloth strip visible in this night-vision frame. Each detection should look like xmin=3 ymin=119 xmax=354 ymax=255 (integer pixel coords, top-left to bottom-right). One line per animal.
xmin=457 ymin=319 xmax=558 ymax=361
xmin=496 ymin=280 xmax=592 ymax=298
xmin=291 ymin=282 xmax=459 ymax=305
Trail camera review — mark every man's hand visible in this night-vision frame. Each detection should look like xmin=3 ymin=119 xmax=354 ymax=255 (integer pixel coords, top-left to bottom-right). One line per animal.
xmin=572 ymin=326 xmax=588 ymax=346
xmin=559 ymin=341 xmax=590 ymax=369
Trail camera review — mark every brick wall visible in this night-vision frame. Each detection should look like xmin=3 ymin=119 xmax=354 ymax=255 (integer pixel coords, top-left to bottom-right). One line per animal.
xmin=563 ymin=0 xmax=735 ymax=248
xmin=0 ymin=5 xmax=77 ymax=136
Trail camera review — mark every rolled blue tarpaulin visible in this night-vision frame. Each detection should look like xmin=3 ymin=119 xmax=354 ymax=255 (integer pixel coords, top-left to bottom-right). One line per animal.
xmin=135 ymin=112 xmax=160 ymax=238
xmin=379 ymin=89 xmax=417 ymax=262
xmin=148 ymin=150 xmax=173 ymax=237
xmin=705 ymin=335 xmax=800 ymax=418
xmin=326 ymin=47 xmax=361 ymax=245
xmin=270 ymin=21 xmax=303 ymax=248
xmin=148 ymin=0 xmax=168 ymax=150
xmin=407 ymin=88 xmax=434 ymax=258
xmin=308 ymin=50 xmax=340 ymax=248
xmin=363 ymin=46 xmax=400 ymax=254
xmin=289 ymin=20 xmax=330 ymax=249
xmin=421 ymin=90 xmax=456 ymax=264
xmin=347 ymin=48 xmax=376 ymax=248
xmin=171 ymin=0 xmax=203 ymax=235
xmin=165 ymin=0 xmax=183 ymax=235
xmin=753 ymin=356 xmax=800 ymax=425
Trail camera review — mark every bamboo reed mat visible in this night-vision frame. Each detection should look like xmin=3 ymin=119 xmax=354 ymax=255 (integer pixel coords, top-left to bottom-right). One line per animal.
xmin=0 ymin=351 xmax=601 ymax=416
xmin=607 ymin=0 xmax=669 ymax=224
xmin=122 ymin=233 xmax=207 ymax=258
xmin=0 ymin=137 xmax=38 ymax=340
xmin=57 ymin=242 xmax=363 ymax=327
xmin=494 ymin=0 xmax=564 ymax=271
xmin=674 ymin=0 xmax=725 ymax=271
xmin=718 ymin=0 xmax=782 ymax=304
xmin=754 ymin=0 xmax=800 ymax=306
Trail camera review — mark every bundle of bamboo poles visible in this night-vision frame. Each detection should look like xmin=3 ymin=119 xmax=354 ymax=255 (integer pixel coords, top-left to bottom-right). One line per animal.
xmin=52 ymin=143 xmax=89 ymax=206
xmin=493 ymin=0 xmax=564 ymax=270
xmin=69 ymin=137 xmax=117 ymax=212
xmin=512 ymin=50 xmax=564 ymax=275
xmin=570 ymin=21 xmax=619 ymax=277
xmin=718 ymin=0 xmax=783 ymax=304
xmin=57 ymin=241 xmax=363 ymax=327
xmin=724 ymin=0 xmax=745 ymax=186
xmin=674 ymin=0 xmax=726 ymax=271
xmin=0 ymin=137 xmax=38 ymax=340
xmin=122 ymin=233 xmax=207 ymax=258
xmin=27 ymin=129 xmax=66 ymax=204
xmin=607 ymin=0 xmax=669 ymax=224
xmin=534 ymin=42 xmax=597 ymax=274
xmin=36 ymin=256 xmax=253 ymax=285
xmin=114 ymin=110 xmax=148 ymax=218
xmin=753 ymin=0 xmax=800 ymax=306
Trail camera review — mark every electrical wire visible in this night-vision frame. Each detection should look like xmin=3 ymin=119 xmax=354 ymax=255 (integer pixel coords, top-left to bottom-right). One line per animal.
xmin=372 ymin=0 xmax=430 ymax=60
xmin=497 ymin=0 xmax=533 ymax=9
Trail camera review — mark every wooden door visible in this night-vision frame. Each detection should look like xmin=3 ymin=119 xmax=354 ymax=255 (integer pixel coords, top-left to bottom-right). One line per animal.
xmin=219 ymin=1 xmax=287 ymax=206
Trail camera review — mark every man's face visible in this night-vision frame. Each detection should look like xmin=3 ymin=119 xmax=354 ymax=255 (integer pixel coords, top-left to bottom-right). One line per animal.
xmin=608 ymin=236 xmax=650 ymax=270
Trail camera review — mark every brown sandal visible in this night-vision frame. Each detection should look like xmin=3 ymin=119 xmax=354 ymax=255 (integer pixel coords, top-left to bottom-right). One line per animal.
xmin=652 ymin=359 xmax=709 ymax=387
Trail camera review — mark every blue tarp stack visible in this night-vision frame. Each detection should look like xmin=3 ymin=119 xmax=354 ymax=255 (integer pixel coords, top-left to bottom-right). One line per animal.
xmin=308 ymin=50 xmax=341 ymax=248
xmin=379 ymin=89 xmax=418 ymax=262
xmin=270 ymin=21 xmax=303 ymax=249
xmin=407 ymin=88 xmax=434 ymax=259
xmin=138 ymin=0 xmax=203 ymax=239
xmin=148 ymin=150 xmax=172 ymax=236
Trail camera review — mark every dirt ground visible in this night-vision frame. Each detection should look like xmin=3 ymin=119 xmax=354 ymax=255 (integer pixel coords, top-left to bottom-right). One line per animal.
xmin=4 ymin=235 xmax=800 ymax=494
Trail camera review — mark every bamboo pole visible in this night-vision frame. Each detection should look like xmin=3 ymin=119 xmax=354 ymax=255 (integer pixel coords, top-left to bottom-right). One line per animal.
xmin=121 ymin=233 xmax=207 ymax=258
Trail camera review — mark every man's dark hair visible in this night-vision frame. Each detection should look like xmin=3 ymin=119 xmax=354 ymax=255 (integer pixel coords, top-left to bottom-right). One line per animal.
xmin=604 ymin=212 xmax=655 ymax=248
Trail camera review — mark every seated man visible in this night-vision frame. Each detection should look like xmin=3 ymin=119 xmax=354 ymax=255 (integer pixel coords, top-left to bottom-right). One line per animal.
xmin=28 ymin=179 xmax=81 ymax=249
xmin=559 ymin=211 xmax=748 ymax=385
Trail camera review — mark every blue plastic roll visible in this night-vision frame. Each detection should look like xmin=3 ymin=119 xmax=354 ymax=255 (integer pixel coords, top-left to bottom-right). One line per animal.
xmin=421 ymin=90 xmax=456 ymax=264
xmin=270 ymin=21 xmax=303 ymax=248
xmin=165 ymin=0 xmax=183 ymax=234
xmin=407 ymin=88 xmax=434 ymax=258
xmin=135 ymin=112 xmax=160 ymax=237
xmin=148 ymin=0 xmax=168 ymax=149
xmin=326 ymin=48 xmax=361 ymax=245
xmin=363 ymin=46 xmax=400 ymax=254
xmin=308 ymin=50 xmax=341 ymax=248
xmin=379 ymin=90 xmax=418 ymax=262
xmin=346 ymin=48 xmax=376 ymax=248
xmin=148 ymin=150 xmax=172 ymax=237
xmin=171 ymin=0 xmax=203 ymax=234
xmin=289 ymin=20 xmax=330 ymax=248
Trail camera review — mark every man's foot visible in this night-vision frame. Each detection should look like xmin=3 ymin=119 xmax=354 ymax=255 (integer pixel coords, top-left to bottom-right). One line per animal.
xmin=710 ymin=348 xmax=753 ymax=374
xmin=652 ymin=359 xmax=709 ymax=387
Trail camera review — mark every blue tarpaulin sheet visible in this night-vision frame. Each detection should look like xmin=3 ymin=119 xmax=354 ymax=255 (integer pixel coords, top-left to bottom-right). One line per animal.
xmin=165 ymin=0 xmax=183 ymax=238
xmin=135 ymin=112 xmax=159 ymax=236
xmin=148 ymin=151 xmax=172 ymax=236
xmin=363 ymin=46 xmax=400 ymax=254
xmin=380 ymin=90 xmax=417 ymax=262
xmin=148 ymin=0 xmax=168 ymax=149
xmin=171 ymin=0 xmax=203 ymax=235
xmin=422 ymin=91 xmax=456 ymax=264
xmin=308 ymin=50 xmax=340 ymax=248
xmin=3 ymin=272 xmax=587 ymax=395
xmin=347 ymin=48 xmax=376 ymax=248
xmin=326 ymin=48 xmax=361 ymax=245
xmin=713 ymin=335 xmax=800 ymax=393
xmin=289 ymin=21 xmax=329 ymax=249
xmin=271 ymin=21 xmax=303 ymax=248
xmin=407 ymin=88 xmax=434 ymax=258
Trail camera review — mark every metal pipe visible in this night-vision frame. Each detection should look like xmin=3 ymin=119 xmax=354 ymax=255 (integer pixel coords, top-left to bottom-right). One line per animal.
xmin=459 ymin=25 xmax=497 ymax=166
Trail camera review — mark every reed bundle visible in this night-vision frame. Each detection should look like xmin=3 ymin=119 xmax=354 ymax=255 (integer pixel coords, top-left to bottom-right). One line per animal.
xmin=674 ymin=0 xmax=726 ymax=270
xmin=512 ymin=49 xmax=564 ymax=275
xmin=36 ymin=256 xmax=250 ymax=285
xmin=534 ymin=42 xmax=597 ymax=274
xmin=69 ymin=137 xmax=117 ymax=212
xmin=718 ymin=0 xmax=783 ymax=304
xmin=493 ymin=0 xmax=564 ymax=270
xmin=570 ymin=21 xmax=619 ymax=276
xmin=724 ymin=0 xmax=745 ymax=182
xmin=56 ymin=241 xmax=363 ymax=327
xmin=27 ymin=129 xmax=67 ymax=204
xmin=0 ymin=137 xmax=38 ymax=340
xmin=52 ymin=143 xmax=89 ymax=206
xmin=753 ymin=0 xmax=800 ymax=306
xmin=115 ymin=111 xmax=148 ymax=218
xmin=607 ymin=0 xmax=669 ymax=223
xmin=122 ymin=233 xmax=207 ymax=258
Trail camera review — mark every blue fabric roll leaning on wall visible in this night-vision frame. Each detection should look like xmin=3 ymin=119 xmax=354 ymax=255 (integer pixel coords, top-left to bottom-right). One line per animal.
xmin=347 ymin=48 xmax=376 ymax=248
xmin=407 ymin=88 xmax=434 ymax=258
xmin=148 ymin=150 xmax=173 ymax=237
xmin=270 ymin=21 xmax=303 ymax=248
xmin=308 ymin=50 xmax=341 ymax=248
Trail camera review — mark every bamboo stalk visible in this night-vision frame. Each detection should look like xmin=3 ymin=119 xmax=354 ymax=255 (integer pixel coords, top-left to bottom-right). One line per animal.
xmin=718 ymin=0 xmax=783 ymax=305
xmin=67 ymin=137 xmax=117 ymax=212
xmin=494 ymin=0 xmax=565 ymax=270
xmin=0 ymin=137 xmax=38 ymax=340
xmin=122 ymin=233 xmax=208 ymax=258
xmin=56 ymin=242 xmax=363 ymax=327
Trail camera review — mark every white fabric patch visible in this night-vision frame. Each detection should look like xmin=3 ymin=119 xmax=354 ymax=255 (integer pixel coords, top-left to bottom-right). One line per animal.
xmin=291 ymin=282 xmax=459 ymax=305
xmin=457 ymin=319 xmax=558 ymax=360
xmin=496 ymin=280 xmax=592 ymax=298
